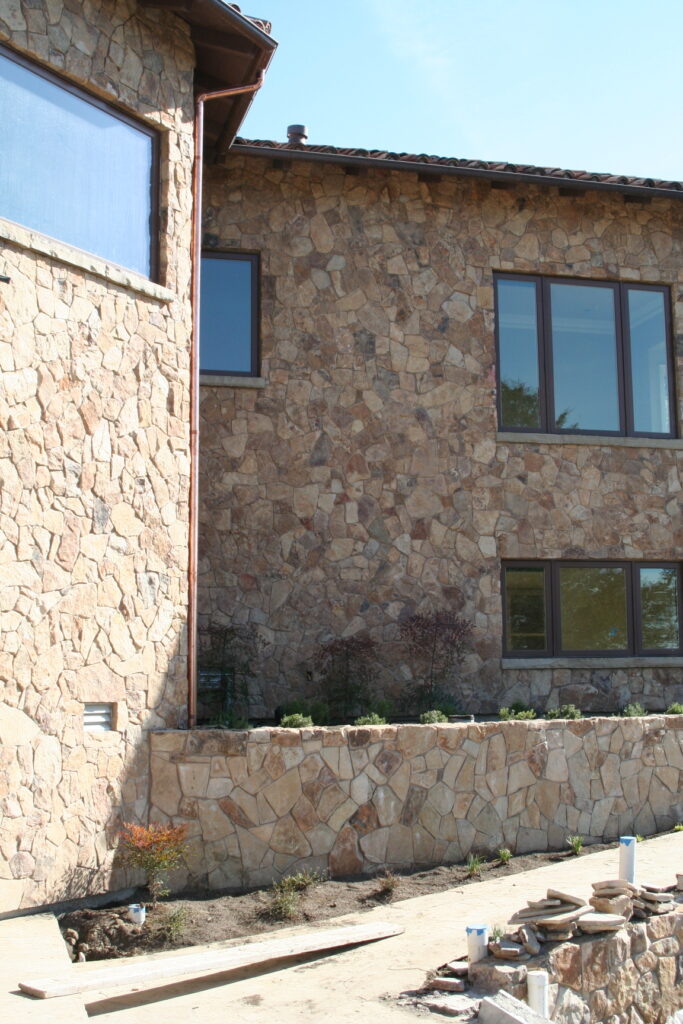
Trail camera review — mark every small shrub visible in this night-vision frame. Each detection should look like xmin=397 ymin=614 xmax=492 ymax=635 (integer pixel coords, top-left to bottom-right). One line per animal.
xmin=165 ymin=905 xmax=188 ymax=940
xmin=621 ymin=702 xmax=646 ymax=717
xmin=400 ymin=607 xmax=473 ymax=714
xmin=490 ymin=924 xmax=504 ymax=942
xmin=354 ymin=712 xmax=386 ymax=726
xmin=635 ymin=834 xmax=645 ymax=842
xmin=497 ymin=847 xmax=512 ymax=865
xmin=266 ymin=887 xmax=299 ymax=921
xmin=118 ymin=822 xmax=189 ymax=908
xmin=467 ymin=853 xmax=484 ymax=877
xmin=499 ymin=702 xmax=536 ymax=721
xmin=666 ymin=702 xmax=683 ymax=715
xmin=546 ymin=704 xmax=582 ymax=720
xmin=375 ymin=870 xmax=398 ymax=898
xmin=279 ymin=713 xmax=313 ymax=728
xmin=566 ymin=834 xmax=583 ymax=855
xmin=673 ymin=823 xmax=683 ymax=832
xmin=314 ymin=633 xmax=378 ymax=722
xmin=372 ymin=697 xmax=394 ymax=720
xmin=277 ymin=870 xmax=325 ymax=893
xmin=420 ymin=709 xmax=449 ymax=724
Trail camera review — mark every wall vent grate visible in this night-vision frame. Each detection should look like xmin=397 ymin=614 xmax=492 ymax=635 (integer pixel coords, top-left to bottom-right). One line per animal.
xmin=84 ymin=703 xmax=114 ymax=732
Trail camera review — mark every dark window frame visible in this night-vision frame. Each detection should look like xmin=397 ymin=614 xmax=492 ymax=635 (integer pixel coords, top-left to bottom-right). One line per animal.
xmin=200 ymin=250 xmax=260 ymax=377
xmin=494 ymin=273 xmax=676 ymax=439
xmin=0 ymin=41 xmax=160 ymax=281
xmin=502 ymin=560 xmax=683 ymax=658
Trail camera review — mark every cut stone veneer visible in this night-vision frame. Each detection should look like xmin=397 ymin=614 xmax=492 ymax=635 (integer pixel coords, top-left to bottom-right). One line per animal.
xmin=0 ymin=2 xmax=194 ymax=910
xmin=549 ymin=910 xmax=683 ymax=1024
xmin=150 ymin=717 xmax=683 ymax=890
xmin=198 ymin=153 xmax=683 ymax=717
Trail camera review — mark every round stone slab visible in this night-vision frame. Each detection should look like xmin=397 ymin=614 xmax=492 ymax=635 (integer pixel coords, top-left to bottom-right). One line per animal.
xmin=578 ymin=913 xmax=627 ymax=933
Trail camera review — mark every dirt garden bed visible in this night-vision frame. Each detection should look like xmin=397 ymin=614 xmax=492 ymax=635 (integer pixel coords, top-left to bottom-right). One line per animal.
xmin=59 ymin=840 xmax=620 ymax=962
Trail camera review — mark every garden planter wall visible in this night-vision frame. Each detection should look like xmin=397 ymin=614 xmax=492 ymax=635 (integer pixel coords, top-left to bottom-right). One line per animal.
xmin=150 ymin=717 xmax=683 ymax=890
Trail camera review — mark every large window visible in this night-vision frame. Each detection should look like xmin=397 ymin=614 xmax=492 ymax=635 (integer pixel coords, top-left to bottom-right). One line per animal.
xmin=200 ymin=252 xmax=259 ymax=376
xmin=503 ymin=562 xmax=682 ymax=657
xmin=0 ymin=44 xmax=158 ymax=278
xmin=495 ymin=275 xmax=675 ymax=438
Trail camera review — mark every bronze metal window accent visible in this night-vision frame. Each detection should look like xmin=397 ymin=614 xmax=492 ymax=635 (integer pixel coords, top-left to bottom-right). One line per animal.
xmin=0 ymin=42 xmax=159 ymax=280
xmin=494 ymin=274 xmax=676 ymax=438
xmin=502 ymin=561 xmax=683 ymax=657
xmin=200 ymin=251 xmax=260 ymax=376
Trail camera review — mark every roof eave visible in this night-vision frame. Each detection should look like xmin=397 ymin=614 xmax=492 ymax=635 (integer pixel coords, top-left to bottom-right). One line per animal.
xmin=231 ymin=143 xmax=682 ymax=201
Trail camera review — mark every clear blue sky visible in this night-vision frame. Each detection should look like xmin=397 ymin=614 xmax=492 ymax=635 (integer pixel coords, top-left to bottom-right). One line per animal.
xmin=241 ymin=0 xmax=682 ymax=182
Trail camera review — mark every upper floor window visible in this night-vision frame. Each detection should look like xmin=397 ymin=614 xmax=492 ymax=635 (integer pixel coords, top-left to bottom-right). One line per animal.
xmin=0 ymin=44 xmax=158 ymax=278
xmin=503 ymin=561 xmax=682 ymax=657
xmin=200 ymin=252 xmax=259 ymax=376
xmin=495 ymin=274 xmax=675 ymax=438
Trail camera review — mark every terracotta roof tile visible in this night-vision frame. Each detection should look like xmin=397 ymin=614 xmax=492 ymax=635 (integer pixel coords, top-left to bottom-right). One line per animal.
xmin=232 ymin=138 xmax=683 ymax=198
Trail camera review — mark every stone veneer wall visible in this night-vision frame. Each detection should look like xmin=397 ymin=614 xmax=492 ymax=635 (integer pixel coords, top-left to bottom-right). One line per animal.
xmin=549 ymin=911 xmax=683 ymax=1024
xmin=0 ymin=2 xmax=194 ymax=909
xmin=198 ymin=153 xmax=683 ymax=717
xmin=150 ymin=717 xmax=683 ymax=890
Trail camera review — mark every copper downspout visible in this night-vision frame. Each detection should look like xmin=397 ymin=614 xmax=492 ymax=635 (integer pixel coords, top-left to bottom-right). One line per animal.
xmin=188 ymin=74 xmax=264 ymax=728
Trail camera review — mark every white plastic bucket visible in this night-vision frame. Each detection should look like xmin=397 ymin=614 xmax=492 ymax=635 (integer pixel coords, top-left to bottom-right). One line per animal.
xmin=466 ymin=924 xmax=489 ymax=962
xmin=128 ymin=903 xmax=146 ymax=925
xmin=619 ymin=836 xmax=637 ymax=884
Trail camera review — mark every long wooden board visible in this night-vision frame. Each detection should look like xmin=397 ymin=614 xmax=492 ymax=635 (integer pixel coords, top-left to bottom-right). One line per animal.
xmin=19 ymin=920 xmax=404 ymax=999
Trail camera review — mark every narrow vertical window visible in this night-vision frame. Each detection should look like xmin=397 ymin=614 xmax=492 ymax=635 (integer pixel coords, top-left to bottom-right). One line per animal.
xmin=504 ymin=566 xmax=548 ymax=652
xmin=496 ymin=278 xmax=542 ymax=429
xmin=625 ymin=288 xmax=672 ymax=435
xmin=638 ymin=566 xmax=680 ymax=651
xmin=200 ymin=252 xmax=259 ymax=376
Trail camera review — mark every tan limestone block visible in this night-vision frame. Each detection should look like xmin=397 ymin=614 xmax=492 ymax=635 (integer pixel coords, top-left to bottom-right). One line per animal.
xmin=178 ymin=761 xmax=210 ymax=798
xmin=263 ymin=767 xmax=302 ymax=818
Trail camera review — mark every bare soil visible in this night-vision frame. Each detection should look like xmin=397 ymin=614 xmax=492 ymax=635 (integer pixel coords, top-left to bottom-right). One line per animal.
xmin=59 ymin=841 xmax=617 ymax=962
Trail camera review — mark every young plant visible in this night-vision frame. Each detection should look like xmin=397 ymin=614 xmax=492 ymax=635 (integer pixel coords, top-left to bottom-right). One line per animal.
xmin=118 ymin=822 xmax=189 ymax=909
xmin=666 ymin=702 xmax=683 ymax=715
xmin=400 ymin=607 xmax=473 ymax=714
xmin=278 ymin=870 xmax=325 ymax=892
xmin=546 ymin=704 xmax=582 ymax=720
xmin=566 ymin=834 xmax=583 ymax=855
xmin=375 ymin=870 xmax=398 ymax=898
xmin=673 ymin=823 xmax=683 ymax=832
xmin=266 ymin=886 xmax=299 ymax=921
xmin=466 ymin=853 xmax=484 ymax=877
xmin=165 ymin=905 xmax=188 ymax=941
xmin=314 ymin=632 xmax=378 ymax=722
xmin=279 ymin=713 xmax=313 ymax=728
xmin=635 ymin=834 xmax=645 ymax=842
xmin=354 ymin=712 xmax=386 ymax=726
xmin=621 ymin=702 xmax=646 ymax=717
xmin=420 ymin=709 xmax=449 ymax=724
xmin=196 ymin=623 xmax=263 ymax=727
xmin=497 ymin=847 xmax=512 ymax=865
xmin=490 ymin=924 xmax=504 ymax=942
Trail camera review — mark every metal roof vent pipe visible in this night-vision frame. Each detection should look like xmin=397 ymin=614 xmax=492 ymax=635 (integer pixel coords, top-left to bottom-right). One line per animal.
xmin=287 ymin=124 xmax=308 ymax=145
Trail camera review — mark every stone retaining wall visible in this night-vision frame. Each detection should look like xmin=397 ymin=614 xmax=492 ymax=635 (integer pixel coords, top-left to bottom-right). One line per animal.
xmin=150 ymin=717 xmax=683 ymax=890
xmin=549 ymin=909 xmax=683 ymax=1024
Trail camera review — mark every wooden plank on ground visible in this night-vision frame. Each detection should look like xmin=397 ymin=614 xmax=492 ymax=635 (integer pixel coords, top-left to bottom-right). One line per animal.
xmin=19 ymin=920 xmax=404 ymax=1000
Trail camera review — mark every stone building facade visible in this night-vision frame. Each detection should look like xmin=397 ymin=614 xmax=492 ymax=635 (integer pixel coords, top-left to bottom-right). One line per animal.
xmin=198 ymin=149 xmax=683 ymax=718
xmin=0 ymin=0 xmax=196 ymax=912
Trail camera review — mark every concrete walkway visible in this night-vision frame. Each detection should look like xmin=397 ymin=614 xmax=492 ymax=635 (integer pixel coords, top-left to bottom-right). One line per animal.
xmin=5 ymin=833 xmax=682 ymax=1023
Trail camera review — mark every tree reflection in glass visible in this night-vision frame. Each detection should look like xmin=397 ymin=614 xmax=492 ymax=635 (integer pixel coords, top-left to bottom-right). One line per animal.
xmin=497 ymin=279 xmax=541 ymax=428
xmin=505 ymin=567 xmax=547 ymax=651
xmin=559 ymin=566 xmax=628 ymax=651
xmin=639 ymin=567 xmax=680 ymax=649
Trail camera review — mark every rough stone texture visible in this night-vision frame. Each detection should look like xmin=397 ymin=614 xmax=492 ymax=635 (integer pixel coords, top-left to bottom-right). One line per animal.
xmin=549 ymin=907 xmax=683 ymax=1024
xmin=0 ymin=3 xmax=194 ymax=908
xmin=150 ymin=717 xmax=683 ymax=888
xmin=198 ymin=153 xmax=683 ymax=717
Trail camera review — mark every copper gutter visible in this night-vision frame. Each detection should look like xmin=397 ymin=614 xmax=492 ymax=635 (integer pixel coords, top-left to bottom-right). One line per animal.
xmin=188 ymin=74 xmax=264 ymax=728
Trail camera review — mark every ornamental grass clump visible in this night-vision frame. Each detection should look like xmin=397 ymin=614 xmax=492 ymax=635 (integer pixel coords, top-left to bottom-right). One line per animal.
xmin=118 ymin=822 xmax=189 ymax=908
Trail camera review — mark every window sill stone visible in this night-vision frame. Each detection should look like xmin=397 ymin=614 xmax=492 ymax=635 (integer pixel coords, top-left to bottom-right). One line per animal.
xmin=497 ymin=431 xmax=683 ymax=450
xmin=502 ymin=657 xmax=683 ymax=669
xmin=200 ymin=374 xmax=266 ymax=388
xmin=0 ymin=216 xmax=175 ymax=303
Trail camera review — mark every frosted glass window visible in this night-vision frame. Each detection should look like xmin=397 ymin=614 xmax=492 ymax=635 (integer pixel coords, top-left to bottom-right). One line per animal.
xmin=0 ymin=47 xmax=156 ymax=277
